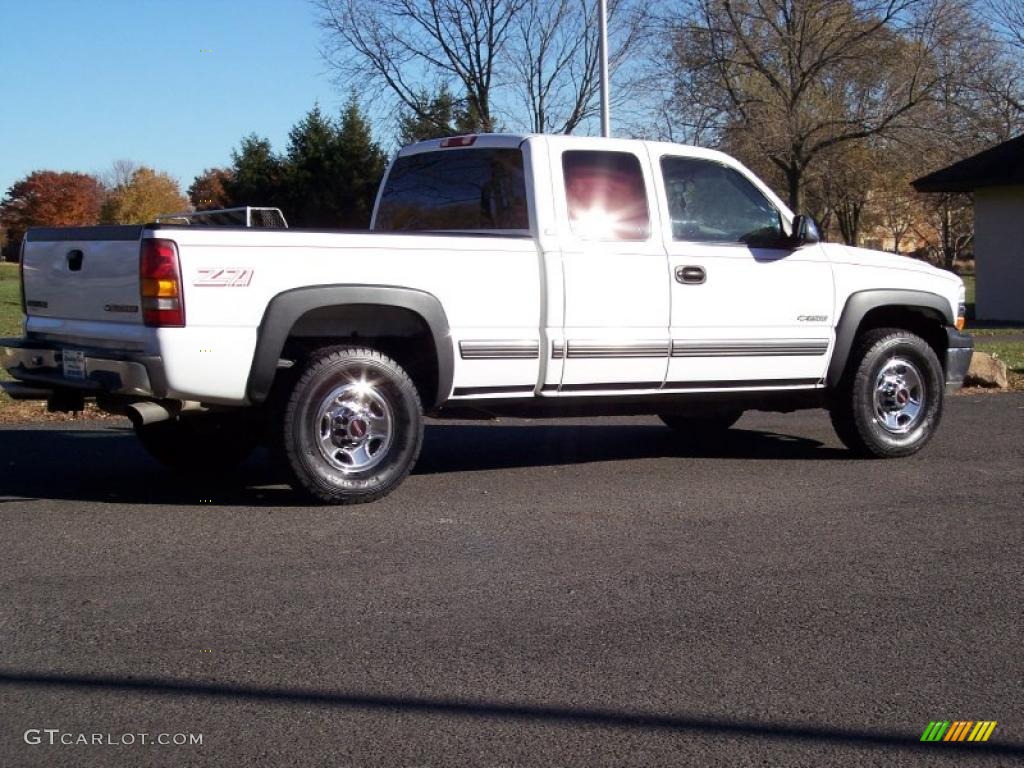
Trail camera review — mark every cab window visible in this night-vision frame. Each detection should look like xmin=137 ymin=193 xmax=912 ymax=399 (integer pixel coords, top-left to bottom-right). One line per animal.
xmin=375 ymin=148 xmax=529 ymax=232
xmin=660 ymin=156 xmax=783 ymax=246
xmin=562 ymin=151 xmax=650 ymax=241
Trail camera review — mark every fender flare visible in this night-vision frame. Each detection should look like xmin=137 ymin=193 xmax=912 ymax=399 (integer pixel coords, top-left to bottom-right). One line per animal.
xmin=826 ymin=289 xmax=954 ymax=388
xmin=246 ymin=285 xmax=454 ymax=408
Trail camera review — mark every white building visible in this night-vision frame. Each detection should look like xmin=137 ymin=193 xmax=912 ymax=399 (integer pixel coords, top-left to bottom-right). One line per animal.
xmin=914 ymin=135 xmax=1024 ymax=323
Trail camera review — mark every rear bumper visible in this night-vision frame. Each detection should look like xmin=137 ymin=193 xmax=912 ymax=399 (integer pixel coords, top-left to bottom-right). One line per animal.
xmin=945 ymin=328 xmax=974 ymax=393
xmin=0 ymin=337 xmax=162 ymax=398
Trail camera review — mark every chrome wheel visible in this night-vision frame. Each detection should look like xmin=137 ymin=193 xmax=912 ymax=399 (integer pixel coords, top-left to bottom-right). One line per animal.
xmin=872 ymin=357 xmax=925 ymax=434
xmin=315 ymin=377 xmax=394 ymax=473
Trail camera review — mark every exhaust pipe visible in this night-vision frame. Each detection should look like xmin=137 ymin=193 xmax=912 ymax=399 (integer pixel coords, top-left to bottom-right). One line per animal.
xmin=126 ymin=400 xmax=204 ymax=427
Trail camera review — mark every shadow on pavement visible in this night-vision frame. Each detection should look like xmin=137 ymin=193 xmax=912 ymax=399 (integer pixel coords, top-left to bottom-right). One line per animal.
xmin=0 ymin=669 xmax=1019 ymax=758
xmin=0 ymin=421 xmax=846 ymax=507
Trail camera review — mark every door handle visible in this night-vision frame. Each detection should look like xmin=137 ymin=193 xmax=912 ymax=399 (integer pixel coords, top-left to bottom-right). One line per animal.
xmin=675 ymin=265 xmax=705 ymax=285
xmin=67 ymin=249 xmax=84 ymax=271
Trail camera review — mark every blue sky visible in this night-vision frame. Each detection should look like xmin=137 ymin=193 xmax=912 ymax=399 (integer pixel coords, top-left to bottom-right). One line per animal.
xmin=0 ymin=0 xmax=344 ymax=194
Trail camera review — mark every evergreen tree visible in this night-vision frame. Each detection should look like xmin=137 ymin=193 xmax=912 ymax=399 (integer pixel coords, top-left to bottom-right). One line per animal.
xmin=283 ymin=104 xmax=345 ymax=227
xmin=224 ymin=135 xmax=284 ymax=209
xmin=333 ymin=98 xmax=387 ymax=228
xmin=397 ymin=86 xmax=484 ymax=146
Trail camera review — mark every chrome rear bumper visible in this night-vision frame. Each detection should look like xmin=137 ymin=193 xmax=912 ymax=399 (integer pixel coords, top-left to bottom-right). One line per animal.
xmin=0 ymin=338 xmax=159 ymax=397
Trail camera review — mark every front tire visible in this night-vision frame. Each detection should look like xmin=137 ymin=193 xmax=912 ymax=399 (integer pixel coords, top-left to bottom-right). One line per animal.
xmin=278 ymin=346 xmax=423 ymax=504
xmin=829 ymin=328 xmax=944 ymax=458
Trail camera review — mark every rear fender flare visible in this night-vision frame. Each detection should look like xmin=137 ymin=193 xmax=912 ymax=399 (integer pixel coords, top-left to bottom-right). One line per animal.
xmin=246 ymin=285 xmax=453 ymax=407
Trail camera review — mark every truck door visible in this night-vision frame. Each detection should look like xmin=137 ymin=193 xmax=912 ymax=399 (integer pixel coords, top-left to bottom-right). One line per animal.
xmin=652 ymin=153 xmax=833 ymax=390
xmin=549 ymin=147 xmax=670 ymax=392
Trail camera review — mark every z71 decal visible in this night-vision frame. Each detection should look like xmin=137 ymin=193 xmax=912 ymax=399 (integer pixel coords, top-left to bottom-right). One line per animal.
xmin=194 ymin=268 xmax=254 ymax=287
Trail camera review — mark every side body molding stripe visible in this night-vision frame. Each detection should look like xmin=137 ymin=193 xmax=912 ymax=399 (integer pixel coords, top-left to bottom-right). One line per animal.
xmin=671 ymin=339 xmax=829 ymax=357
xmin=826 ymin=289 xmax=954 ymax=388
xmin=247 ymin=285 xmax=454 ymax=407
xmin=459 ymin=340 xmax=539 ymax=359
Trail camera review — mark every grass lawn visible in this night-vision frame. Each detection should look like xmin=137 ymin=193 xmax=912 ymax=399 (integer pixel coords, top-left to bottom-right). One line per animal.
xmin=0 ymin=262 xmax=22 ymax=338
xmin=0 ymin=263 xmax=22 ymax=412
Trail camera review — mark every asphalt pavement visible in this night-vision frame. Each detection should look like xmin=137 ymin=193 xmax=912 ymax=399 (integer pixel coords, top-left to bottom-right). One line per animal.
xmin=1 ymin=394 xmax=1022 ymax=767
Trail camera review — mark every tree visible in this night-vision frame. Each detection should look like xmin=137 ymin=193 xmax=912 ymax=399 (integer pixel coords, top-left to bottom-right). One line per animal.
xmin=331 ymin=99 xmax=388 ymax=227
xmin=396 ymin=86 xmax=481 ymax=145
xmin=316 ymin=0 xmax=523 ymax=132
xmin=101 ymin=166 xmax=189 ymax=224
xmin=667 ymin=0 xmax=968 ymax=211
xmin=224 ymin=135 xmax=285 ymax=208
xmin=508 ymin=0 xmax=647 ymax=134
xmin=283 ymin=104 xmax=344 ymax=226
xmin=316 ymin=0 xmax=649 ymax=135
xmin=0 ymin=171 xmax=104 ymax=260
xmin=278 ymin=101 xmax=386 ymax=228
xmin=188 ymin=168 xmax=234 ymax=210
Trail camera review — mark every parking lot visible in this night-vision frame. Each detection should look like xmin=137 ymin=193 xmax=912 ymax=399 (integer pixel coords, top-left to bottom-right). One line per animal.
xmin=1 ymin=394 xmax=1022 ymax=766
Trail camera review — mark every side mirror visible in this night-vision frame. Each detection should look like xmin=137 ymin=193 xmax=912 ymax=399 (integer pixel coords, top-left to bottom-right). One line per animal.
xmin=791 ymin=214 xmax=822 ymax=246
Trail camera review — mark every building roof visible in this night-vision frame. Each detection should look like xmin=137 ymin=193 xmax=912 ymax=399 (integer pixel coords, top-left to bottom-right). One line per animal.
xmin=913 ymin=134 xmax=1024 ymax=193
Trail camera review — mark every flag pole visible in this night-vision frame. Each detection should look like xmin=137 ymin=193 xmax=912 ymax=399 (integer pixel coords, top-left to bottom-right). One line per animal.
xmin=599 ymin=0 xmax=611 ymax=137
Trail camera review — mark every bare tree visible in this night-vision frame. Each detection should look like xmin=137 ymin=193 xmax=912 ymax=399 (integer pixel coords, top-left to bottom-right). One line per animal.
xmin=507 ymin=0 xmax=647 ymax=134
xmin=984 ymin=0 xmax=1024 ymax=50
xmin=101 ymin=159 xmax=140 ymax=192
xmin=315 ymin=0 xmax=526 ymax=131
xmin=316 ymin=0 xmax=651 ymax=137
xmin=667 ymin=0 xmax=970 ymax=211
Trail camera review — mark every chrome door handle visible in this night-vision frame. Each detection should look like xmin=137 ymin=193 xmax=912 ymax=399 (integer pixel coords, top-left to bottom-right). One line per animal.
xmin=675 ymin=265 xmax=706 ymax=284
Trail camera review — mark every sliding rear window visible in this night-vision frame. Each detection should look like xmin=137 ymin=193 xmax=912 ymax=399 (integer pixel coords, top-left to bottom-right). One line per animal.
xmin=375 ymin=148 xmax=529 ymax=233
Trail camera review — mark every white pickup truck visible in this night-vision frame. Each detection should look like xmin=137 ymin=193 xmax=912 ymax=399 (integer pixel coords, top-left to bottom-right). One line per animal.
xmin=2 ymin=134 xmax=973 ymax=504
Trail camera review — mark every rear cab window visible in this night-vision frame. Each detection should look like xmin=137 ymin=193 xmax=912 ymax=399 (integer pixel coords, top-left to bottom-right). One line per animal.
xmin=374 ymin=148 xmax=530 ymax=233
xmin=562 ymin=150 xmax=651 ymax=241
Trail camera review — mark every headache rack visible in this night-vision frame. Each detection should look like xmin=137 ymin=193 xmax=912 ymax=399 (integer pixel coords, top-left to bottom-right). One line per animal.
xmin=154 ymin=206 xmax=288 ymax=228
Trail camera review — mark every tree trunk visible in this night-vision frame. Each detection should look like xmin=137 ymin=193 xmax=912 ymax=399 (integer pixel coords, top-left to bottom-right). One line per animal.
xmin=941 ymin=197 xmax=954 ymax=269
xmin=786 ymin=164 xmax=802 ymax=212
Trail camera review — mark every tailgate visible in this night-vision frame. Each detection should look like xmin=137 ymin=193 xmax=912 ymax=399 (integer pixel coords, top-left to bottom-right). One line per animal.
xmin=22 ymin=226 xmax=145 ymax=324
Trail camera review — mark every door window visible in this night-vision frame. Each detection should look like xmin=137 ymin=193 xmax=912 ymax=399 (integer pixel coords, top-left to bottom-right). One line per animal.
xmin=660 ymin=157 xmax=783 ymax=246
xmin=562 ymin=151 xmax=650 ymax=241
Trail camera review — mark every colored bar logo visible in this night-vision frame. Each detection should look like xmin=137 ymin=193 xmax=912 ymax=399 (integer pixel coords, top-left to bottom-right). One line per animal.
xmin=920 ymin=721 xmax=997 ymax=742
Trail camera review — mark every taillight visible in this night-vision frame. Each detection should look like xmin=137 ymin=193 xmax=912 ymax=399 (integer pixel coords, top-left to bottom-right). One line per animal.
xmin=439 ymin=135 xmax=477 ymax=148
xmin=140 ymin=238 xmax=185 ymax=327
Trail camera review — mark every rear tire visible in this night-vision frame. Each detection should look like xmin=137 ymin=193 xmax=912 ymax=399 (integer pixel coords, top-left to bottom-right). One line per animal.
xmin=134 ymin=412 xmax=262 ymax=473
xmin=277 ymin=346 xmax=423 ymax=504
xmin=828 ymin=328 xmax=943 ymax=458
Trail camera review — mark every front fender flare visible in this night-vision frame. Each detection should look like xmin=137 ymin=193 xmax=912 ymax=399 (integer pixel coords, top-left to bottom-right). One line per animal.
xmin=826 ymin=289 xmax=954 ymax=388
xmin=246 ymin=285 xmax=453 ymax=408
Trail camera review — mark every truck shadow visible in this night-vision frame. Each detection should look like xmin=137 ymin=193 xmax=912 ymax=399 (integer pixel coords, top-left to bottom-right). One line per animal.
xmin=0 ymin=420 xmax=846 ymax=507
xmin=414 ymin=421 xmax=846 ymax=474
